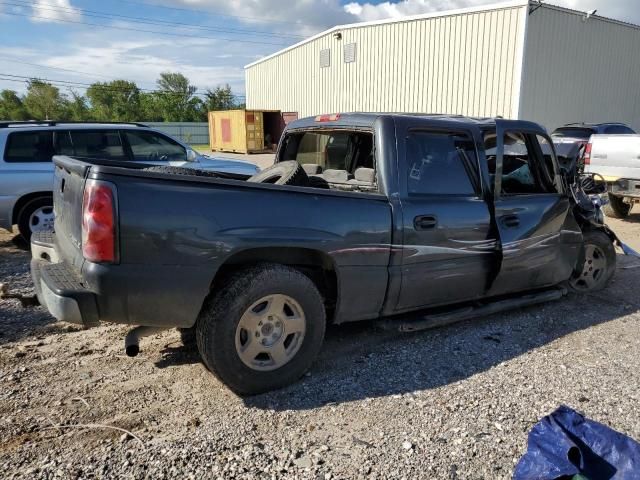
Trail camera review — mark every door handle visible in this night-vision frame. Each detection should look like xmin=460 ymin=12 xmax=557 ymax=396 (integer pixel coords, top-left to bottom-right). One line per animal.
xmin=501 ymin=215 xmax=520 ymax=228
xmin=414 ymin=215 xmax=438 ymax=230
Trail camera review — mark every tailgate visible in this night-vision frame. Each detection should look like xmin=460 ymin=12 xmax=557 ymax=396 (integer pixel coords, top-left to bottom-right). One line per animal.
xmin=53 ymin=156 xmax=91 ymax=270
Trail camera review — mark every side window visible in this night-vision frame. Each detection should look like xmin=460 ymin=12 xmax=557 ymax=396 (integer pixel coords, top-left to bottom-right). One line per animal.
xmin=4 ymin=131 xmax=54 ymax=163
xmin=406 ymin=131 xmax=477 ymax=196
xmin=486 ymin=132 xmax=549 ymax=196
xmin=124 ymin=130 xmax=186 ymax=163
xmin=54 ymin=131 xmax=74 ymax=156
xmin=70 ymin=130 xmax=127 ymax=160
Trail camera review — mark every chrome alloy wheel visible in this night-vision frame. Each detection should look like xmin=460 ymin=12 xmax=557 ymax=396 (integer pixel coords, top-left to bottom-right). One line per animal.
xmin=29 ymin=206 xmax=55 ymax=233
xmin=235 ymin=294 xmax=306 ymax=371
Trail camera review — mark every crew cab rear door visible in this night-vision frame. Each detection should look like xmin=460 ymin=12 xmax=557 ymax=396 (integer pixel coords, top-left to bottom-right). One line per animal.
xmin=486 ymin=121 xmax=582 ymax=295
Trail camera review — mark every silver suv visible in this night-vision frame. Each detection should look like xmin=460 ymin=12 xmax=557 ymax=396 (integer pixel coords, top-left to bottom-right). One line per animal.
xmin=0 ymin=121 xmax=259 ymax=240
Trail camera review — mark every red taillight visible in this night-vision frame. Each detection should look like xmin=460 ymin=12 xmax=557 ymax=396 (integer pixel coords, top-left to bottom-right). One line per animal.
xmin=82 ymin=180 xmax=116 ymax=263
xmin=583 ymin=142 xmax=592 ymax=165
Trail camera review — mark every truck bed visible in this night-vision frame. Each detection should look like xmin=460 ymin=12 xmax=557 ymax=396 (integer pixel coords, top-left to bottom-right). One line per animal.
xmin=44 ymin=156 xmax=393 ymax=328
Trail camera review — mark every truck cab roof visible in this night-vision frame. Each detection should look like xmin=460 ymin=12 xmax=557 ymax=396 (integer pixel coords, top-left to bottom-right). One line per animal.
xmin=286 ymin=113 xmax=545 ymax=134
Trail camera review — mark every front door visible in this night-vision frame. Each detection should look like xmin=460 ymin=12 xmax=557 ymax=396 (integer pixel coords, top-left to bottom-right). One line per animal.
xmin=395 ymin=124 xmax=496 ymax=312
xmin=121 ymin=130 xmax=190 ymax=166
xmin=487 ymin=124 xmax=582 ymax=296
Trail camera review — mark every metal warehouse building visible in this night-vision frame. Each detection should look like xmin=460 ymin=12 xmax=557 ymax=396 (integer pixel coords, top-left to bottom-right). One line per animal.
xmin=245 ymin=0 xmax=640 ymax=131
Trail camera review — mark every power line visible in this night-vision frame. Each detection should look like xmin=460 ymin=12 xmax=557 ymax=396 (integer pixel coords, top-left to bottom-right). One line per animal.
xmin=0 ymin=55 xmax=128 ymax=81
xmin=0 ymin=73 xmax=246 ymax=99
xmin=0 ymin=10 xmax=294 ymax=47
xmin=4 ymin=0 xmax=304 ymax=40
xmin=112 ymin=0 xmax=318 ymax=29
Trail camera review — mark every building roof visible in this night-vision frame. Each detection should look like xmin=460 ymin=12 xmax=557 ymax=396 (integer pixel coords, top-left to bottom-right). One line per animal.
xmin=245 ymin=0 xmax=640 ymax=69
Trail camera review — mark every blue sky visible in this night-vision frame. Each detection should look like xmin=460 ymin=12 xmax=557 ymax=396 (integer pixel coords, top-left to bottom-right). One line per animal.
xmin=0 ymin=0 xmax=638 ymax=100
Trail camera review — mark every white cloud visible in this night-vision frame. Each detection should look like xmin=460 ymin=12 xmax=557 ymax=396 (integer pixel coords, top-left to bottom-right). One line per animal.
xmin=161 ymin=0 xmax=640 ymax=34
xmin=160 ymin=0 xmax=358 ymax=35
xmin=0 ymin=28 xmax=252 ymax=95
xmin=344 ymin=0 xmax=487 ymax=21
xmin=31 ymin=0 xmax=81 ymax=23
xmin=343 ymin=0 xmax=640 ymax=25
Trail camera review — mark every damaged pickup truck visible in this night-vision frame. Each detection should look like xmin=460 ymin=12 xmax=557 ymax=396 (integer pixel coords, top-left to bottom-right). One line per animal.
xmin=29 ymin=114 xmax=629 ymax=394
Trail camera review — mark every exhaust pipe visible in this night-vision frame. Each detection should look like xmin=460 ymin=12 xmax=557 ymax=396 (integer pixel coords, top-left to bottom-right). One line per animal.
xmin=124 ymin=326 xmax=167 ymax=357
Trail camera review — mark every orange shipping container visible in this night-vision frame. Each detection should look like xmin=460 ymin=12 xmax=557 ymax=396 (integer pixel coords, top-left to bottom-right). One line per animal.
xmin=208 ymin=109 xmax=297 ymax=154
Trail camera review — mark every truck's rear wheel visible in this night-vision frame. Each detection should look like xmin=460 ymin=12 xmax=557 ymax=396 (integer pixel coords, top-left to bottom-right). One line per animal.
xmin=569 ymin=230 xmax=616 ymax=292
xmin=196 ymin=264 xmax=326 ymax=395
xmin=604 ymin=194 xmax=632 ymax=219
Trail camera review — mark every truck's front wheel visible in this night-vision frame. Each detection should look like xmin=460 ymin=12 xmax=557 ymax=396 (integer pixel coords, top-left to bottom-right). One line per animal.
xmin=196 ymin=264 xmax=326 ymax=395
xmin=569 ymin=230 xmax=616 ymax=292
xmin=604 ymin=194 xmax=632 ymax=219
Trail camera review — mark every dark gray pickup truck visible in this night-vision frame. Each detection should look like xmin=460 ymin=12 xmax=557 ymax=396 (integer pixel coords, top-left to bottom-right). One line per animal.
xmin=31 ymin=113 xmax=621 ymax=394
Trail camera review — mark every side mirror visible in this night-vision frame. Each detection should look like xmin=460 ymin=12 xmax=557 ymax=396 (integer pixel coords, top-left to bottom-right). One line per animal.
xmin=186 ymin=149 xmax=198 ymax=162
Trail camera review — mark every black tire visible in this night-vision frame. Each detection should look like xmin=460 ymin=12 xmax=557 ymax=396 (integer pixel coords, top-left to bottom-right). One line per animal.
xmin=569 ymin=230 xmax=616 ymax=293
xmin=247 ymin=161 xmax=309 ymax=187
xmin=143 ymin=166 xmax=219 ymax=178
xmin=179 ymin=327 xmax=196 ymax=346
xmin=17 ymin=196 xmax=53 ymax=242
xmin=604 ymin=194 xmax=632 ymax=219
xmin=196 ymin=264 xmax=326 ymax=395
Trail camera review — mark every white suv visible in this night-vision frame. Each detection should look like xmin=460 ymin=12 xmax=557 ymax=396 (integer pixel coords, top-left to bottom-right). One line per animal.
xmin=0 ymin=121 xmax=259 ymax=240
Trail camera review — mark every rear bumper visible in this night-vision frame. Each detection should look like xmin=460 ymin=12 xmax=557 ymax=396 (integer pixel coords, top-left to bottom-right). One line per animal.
xmin=31 ymin=232 xmax=99 ymax=328
xmin=609 ymin=179 xmax=640 ymax=199
xmin=30 ymin=231 xmax=212 ymax=329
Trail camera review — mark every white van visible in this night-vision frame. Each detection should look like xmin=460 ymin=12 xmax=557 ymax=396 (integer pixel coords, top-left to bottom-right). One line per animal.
xmin=584 ymin=134 xmax=640 ymax=218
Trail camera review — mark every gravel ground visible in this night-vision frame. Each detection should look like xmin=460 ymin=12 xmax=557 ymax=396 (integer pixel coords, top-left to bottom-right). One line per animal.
xmin=1 ymin=216 xmax=640 ymax=479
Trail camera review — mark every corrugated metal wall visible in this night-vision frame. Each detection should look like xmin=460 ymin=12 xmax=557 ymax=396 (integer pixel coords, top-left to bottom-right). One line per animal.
xmin=144 ymin=122 xmax=209 ymax=145
xmin=246 ymin=5 xmax=527 ymax=119
xmin=520 ymin=6 xmax=640 ymax=131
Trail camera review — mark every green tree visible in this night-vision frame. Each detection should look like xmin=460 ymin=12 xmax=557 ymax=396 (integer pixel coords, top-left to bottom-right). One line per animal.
xmin=66 ymin=90 xmax=92 ymax=121
xmin=86 ymin=80 xmax=141 ymax=121
xmin=204 ymin=84 xmax=236 ymax=112
xmin=155 ymin=72 xmax=201 ymax=121
xmin=139 ymin=92 xmax=163 ymax=121
xmin=0 ymin=90 xmax=29 ymax=120
xmin=24 ymin=80 xmax=68 ymax=120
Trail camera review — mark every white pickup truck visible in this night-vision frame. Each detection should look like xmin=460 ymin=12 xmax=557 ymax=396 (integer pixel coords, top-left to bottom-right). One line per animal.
xmin=584 ymin=135 xmax=640 ymax=218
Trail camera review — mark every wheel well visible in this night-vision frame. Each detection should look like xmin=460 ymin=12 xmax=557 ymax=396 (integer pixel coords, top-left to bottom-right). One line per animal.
xmin=211 ymin=247 xmax=339 ymax=322
xmin=12 ymin=191 xmax=53 ymax=224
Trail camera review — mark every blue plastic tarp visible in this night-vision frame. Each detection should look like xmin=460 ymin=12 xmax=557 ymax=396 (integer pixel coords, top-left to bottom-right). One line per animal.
xmin=514 ymin=406 xmax=640 ymax=480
